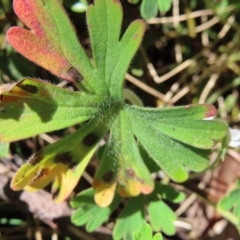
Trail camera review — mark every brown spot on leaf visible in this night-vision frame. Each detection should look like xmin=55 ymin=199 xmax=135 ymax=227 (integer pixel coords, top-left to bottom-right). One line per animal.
xmin=31 ymin=168 xmax=49 ymax=183
xmin=17 ymin=82 xmax=38 ymax=94
xmin=124 ymin=99 xmax=132 ymax=105
xmin=55 ymin=152 xmax=76 ymax=168
xmin=125 ymin=168 xmax=136 ymax=179
xmin=67 ymin=67 xmax=83 ymax=82
xmin=52 ymin=188 xmax=60 ymax=200
xmin=103 ymin=171 xmax=114 ymax=183
xmin=28 ymin=150 xmax=43 ymax=165
xmin=83 ymin=133 xmax=99 ymax=147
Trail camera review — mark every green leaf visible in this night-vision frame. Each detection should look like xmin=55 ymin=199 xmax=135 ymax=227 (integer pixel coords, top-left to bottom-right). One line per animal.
xmin=132 ymin=222 xmax=153 ymax=240
xmin=158 ymin=0 xmax=172 ymax=13
xmin=217 ymin=179 xmax=240 ymax=227
xmin=4 ymin=0 xmax=227 ymax=214
xmin=155 ymin=182 xmax=185 ymax=204
xmin=139 ymin=143 xmax=161 ymax=174
xmin=148 ymin=199 xmax=176 ymax=235
xmin=126 ymin=104 xmax=218 ymax=121
xmin=152 ymin=119 xmax=225 ymax=149
xmin=153 ymin=233 xmax=163 ymax=240
xmin=146 ymin=182 xmax=184 ymax=235
xmin=7 ymin=0 xmax=93 ymax=85
xmin=0 ymin=78 xmax=99 ymax=141
xmin=0 ymin=142 xmax=9 ymax=157
xmin=126 ymin=104 xmax=227 ymax=182
xmin=133 ymin=222 xmax=163 ymax=240
xmin=11 ymin=115 xmax=113 ymax=202
xmin=219 ymin=189 xmax=240 ymax=211
xmin=113 ymin=195 xmax=145 ymax=240
xmin=71 ymin=188 xmax=121 ymax=232
xmin=93 ymin=109 xmax=154 ymax=207
xmin=87 ymin=0 xmax=145 ymax=96
xmin=140 ymin=0 xmax=158 ymax=20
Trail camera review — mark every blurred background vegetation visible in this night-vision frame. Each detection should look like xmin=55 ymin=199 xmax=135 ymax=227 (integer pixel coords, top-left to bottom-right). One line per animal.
xmin=0 ymin=0 xmax=240 ymax=239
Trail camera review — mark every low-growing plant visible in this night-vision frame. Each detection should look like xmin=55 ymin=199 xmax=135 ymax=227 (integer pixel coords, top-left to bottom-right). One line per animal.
xmin=1 ymin=0 xmax=238 ymax=238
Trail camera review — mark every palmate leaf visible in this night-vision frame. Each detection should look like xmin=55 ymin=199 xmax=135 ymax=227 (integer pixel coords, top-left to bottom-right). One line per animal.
xmin=71 ymin=188 xmax=121 ymax=232
xmin=126 ymin=104 xmax=227 ymax=182
xmin=113 ymin=183 xmax=184 ymax=239
xmin=71 ymin=184 xmax=184 ymax=239
xmin=92 ymin=103 xmax=225 ymax=206
xmin=3 ymin=0 xmax=227 ymax=209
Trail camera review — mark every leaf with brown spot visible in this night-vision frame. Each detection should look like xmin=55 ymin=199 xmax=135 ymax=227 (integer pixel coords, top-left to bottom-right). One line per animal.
xmin=93 ymin=110 xmax=154 ymax=206
xmin=7 ymin=0 xmax=93 ymax=83
xmin=0 ymin=78 xmax=99 ymax=142
xmin=11 ymin=115 xmax=110 ymax=202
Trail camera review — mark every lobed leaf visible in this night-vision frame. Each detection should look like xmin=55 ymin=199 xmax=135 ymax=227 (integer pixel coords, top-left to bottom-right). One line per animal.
xmin=93 ymin=109 xmax=154 ymax=207
xmin=132 ymin=222 xmax=153 ymax=240
xmin=126 ymin=104 xmax=227 ymax=182
xmin=145 ymin=182 xmax=185 ymax=235
xmin=0 ymin=78 xmax=99 ymax=141
xmin=87 ymin=0 xmax=145 ymax=96
xmin=11 ymin=117 xmax=110 ymax=202
xmin=71 ymin=188 xmax=121 ymax=232
xmin=4 ymin=1 xmax=229 ymax=231
xmin=148 ymin=200 xmax=176 ymax=235
xmin=7 ymin=0 xmax=93 ymax=85
xmin=113 ymin=195 xmax=145 ymax=240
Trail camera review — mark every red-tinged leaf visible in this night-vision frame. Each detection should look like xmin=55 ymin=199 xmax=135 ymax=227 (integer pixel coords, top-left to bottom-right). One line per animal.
xmin=7 ymin=27 xmax=72 ymax=81
xmin=7 ymin=0 xmax=93 ymax=83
